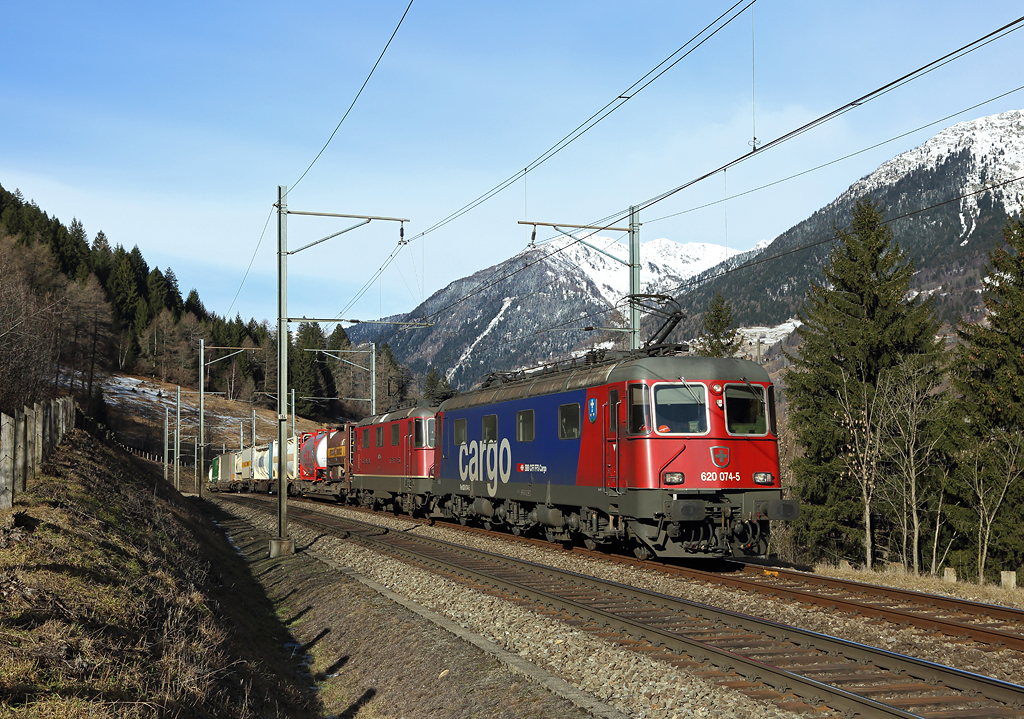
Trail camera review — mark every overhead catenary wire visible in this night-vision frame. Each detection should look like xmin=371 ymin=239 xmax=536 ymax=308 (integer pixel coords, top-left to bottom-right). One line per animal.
xmin=375 ymin=85 xmax=1024 ymax=352
xmin=288 ymin=0 xmax=416 ymax=197
xmin=633 ymin=14 xmax=1024 ymax=218
xmin=462 ymin=174 xmax=1024 ymax=366
xmin=403 ymin=0 xmax=757 ymax=245
xmin=646 ymin=84 xmax=1024 ymax=225
xmin=336 ymin=0 xmax=758 ymax=322
xmin=225 ymin=1 xmax=415 ymax=317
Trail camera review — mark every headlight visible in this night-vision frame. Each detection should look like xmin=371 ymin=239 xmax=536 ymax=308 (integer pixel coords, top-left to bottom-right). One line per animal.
xmin=664 ymin=472 xmax=685 ymax=485
xmin=753 ymin=472 xmax=774 ymax=485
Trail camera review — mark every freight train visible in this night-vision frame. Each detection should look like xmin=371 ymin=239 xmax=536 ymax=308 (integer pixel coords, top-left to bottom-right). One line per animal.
xmin=208 ymin=346 xmax=798 ymax=560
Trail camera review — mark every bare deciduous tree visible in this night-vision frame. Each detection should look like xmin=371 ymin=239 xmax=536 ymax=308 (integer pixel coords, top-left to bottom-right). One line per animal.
xmin=835 ymin=365 xmax=888 ymax=569
xmin=875 ymin=358 xmax=947 ymax=574
xmin=959 ymin=430 xmax=1024 ymax=583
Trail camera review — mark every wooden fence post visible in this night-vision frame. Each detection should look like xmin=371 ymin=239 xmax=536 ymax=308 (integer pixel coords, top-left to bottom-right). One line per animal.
xmin=23 ymin=406 xmax=34 ymax=480
xmin=1 ymin=413 xmax=13 ymax=510
xmin=15 ymin=411 xmax=27 ymax=495
xmin=42 ymin=402 xmax=51 ymax=463
xmin=34 ymin=402 xmax=43 ymax=473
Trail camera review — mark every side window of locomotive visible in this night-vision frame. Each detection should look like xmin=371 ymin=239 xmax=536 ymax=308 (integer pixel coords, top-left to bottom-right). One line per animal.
xmin=453 ymin=418 xmax=467 ymax=446
xmin=362 ymin=428 xmax=370 ymax=448
xmin=426 ymin=418 xmax=436 ymax=448
xmin=653 ymin=384 xmax=708 ymax=434
xmin=558 ymin=404 xmax=581 ymax=440
xmin=768 ymin=385 xmax=778 ymax=436
xmin=414 ymin=419 xmax=428 ymax=448
xmin=482 ymin=414 xmax=498 ymax=443
xmin=725 ymin=385 xmax=768 ymax=435
xmin=517 ymin=409 xmax=535 ymax=442
xmin=627 ymin=384 xmax=651 ymax=434
xmin=391 ymin=423 xmax=400 ymax=446
xmin=376 ymin=426 xmax=384 ymax=447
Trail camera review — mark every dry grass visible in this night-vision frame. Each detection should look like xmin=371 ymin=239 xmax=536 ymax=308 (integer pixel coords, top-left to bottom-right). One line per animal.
xmin=0 ymin=430 xmax=323 ymax=718
xmin=813 ymin=561 xmax=1024 ymax=610
xmin=101 ymin=372 xmax=323 ymax=454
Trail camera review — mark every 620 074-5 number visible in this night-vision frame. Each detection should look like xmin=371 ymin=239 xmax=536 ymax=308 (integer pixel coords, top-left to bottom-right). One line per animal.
xmin=700 ymin=471 xmax=741 ymax=482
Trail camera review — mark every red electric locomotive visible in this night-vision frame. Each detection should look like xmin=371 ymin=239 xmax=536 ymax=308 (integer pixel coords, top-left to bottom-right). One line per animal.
xmin=348 ymin=407 xmax=436 ymax=515
xmin=340 ymin=346 xmax=798 ymax=560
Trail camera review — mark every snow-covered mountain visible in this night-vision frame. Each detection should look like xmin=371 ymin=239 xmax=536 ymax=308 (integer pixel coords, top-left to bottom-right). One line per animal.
xmin=671 ymin=109 xmax=1024 ymax=336
xmin=350 ymin=109 xmax=1024 ymax=393
xmin=538 ymin=234 xmax=744 ymax=306
xmin=346 ymin=234 xmax=754 ymax=389
xmin=841 ymin=109 xmax=1024 ymax=242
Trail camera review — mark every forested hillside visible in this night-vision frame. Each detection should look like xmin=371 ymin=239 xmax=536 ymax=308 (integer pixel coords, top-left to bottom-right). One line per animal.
xmin=0 ymin=183 xmax=414 ymax=423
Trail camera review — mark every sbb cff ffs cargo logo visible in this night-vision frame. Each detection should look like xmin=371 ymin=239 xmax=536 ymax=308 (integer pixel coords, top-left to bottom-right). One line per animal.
xmin=710 ymin=446 xmax=730 ymax=468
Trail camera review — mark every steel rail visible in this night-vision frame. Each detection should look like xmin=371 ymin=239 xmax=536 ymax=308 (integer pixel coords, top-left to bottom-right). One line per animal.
xmin=663 ymin=562 xmax=1024 ymax=652
xmin=733 ymin=562 xmax=1024 ymax=624
xmin=231 ymin=492 xmax=1024 ymax=653
xmin=224 ymin=496 xmax=1024 ymax=718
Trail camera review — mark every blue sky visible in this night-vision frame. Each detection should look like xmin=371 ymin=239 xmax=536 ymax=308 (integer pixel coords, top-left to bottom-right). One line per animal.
xmin=3 ymin=1 xmax=1023 ymax=326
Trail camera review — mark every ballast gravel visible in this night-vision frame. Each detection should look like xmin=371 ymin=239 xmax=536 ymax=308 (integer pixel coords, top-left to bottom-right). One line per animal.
xmin=293 ymin=501 xmax=1024 ymax=687
xmin=213 ymin=498 xmax=812 ymax=719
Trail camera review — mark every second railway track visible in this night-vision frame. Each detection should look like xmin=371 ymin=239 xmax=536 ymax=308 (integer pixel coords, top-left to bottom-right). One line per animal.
xmin=251 ymin=491 xmax=1024 ymax=653
xmin=219 ymin=494 xmax=1024 ymax=718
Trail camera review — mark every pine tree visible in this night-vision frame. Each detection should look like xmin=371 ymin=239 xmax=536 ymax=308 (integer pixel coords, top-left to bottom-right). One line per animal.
xmin=291 ymin=322 xmax=326 ymax=416
xmin=954 ymin=216 xmax=1024 ymax=431
xmin=786 ymin=198 xmax=942 ymax=566
xmin=107 ymin=252 xmax=139 ymax=323
xmin=696 ymin=291 xmax=739 ymax=357
xmin=950 ymin=216 xmax=1024 ymax=581
xmin=91 ymin=231 xmax=113 ymax=287
xmin=162 ymin=268 xmax=184 ymax=318
xmin=184 ymin=289 xmax=206 ymax=320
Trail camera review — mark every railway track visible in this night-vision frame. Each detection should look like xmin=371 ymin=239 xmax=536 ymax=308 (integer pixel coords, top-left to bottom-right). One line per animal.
xmin=282 ymin=492 xmax=1024 ymax=653
xmin=219 ymin=494 xmax=1024 ymax=718
xmin=224 ymin=490 xmax=1024 ymax=653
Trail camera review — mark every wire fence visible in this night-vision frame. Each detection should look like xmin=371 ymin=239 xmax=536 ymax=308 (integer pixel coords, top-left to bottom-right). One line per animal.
xmin=0 ymin=396 xmax=75 ymax=509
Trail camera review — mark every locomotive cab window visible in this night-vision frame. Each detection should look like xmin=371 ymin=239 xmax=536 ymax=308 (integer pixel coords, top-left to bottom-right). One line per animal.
xmin=558 ymin=404 xmax=581 ymax=440
xmin=517 ymin=409 xmax=535 ymax=442
xmin=414 ymin=418 xmax=435 ymax=448
xmin=362 ymin=428 xmax=370 ymax=448
xmin=453 ymin=418 xmax=467 ymax=446
xmin=482 ymin=414 xmax=498 ymax=443
xmin=653 ymin=384 xmax=708 ymax=434
xmin=391 ymin=423 xmax=400 ymax=446
xmin=725 ymin=384 xmax=768 ymax=436
xmin=627 ymin=384 xmax=651 ymax=434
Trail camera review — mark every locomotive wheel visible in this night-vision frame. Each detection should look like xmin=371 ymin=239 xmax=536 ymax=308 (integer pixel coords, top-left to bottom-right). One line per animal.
xmin=583 ymin=537 xmax=598 ymax=551
xmin=544 ymin=529 xmax=558 ymax=543
xmin=511 ymin=526 xmax=521 ymax=536
xmin=483 ymin=521 xmax=493 ymax=531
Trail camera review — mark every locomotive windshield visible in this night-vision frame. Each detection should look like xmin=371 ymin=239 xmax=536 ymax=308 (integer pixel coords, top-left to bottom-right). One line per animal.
xmin=653 ymin=384 xmax=708 ymax=434
xmin=724 ymin=384 xmax=769 ymax=436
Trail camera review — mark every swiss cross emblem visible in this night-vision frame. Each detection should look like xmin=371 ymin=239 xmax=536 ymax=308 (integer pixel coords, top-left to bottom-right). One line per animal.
xmin=710 ymin=446 xmax=730 ymax=468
